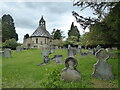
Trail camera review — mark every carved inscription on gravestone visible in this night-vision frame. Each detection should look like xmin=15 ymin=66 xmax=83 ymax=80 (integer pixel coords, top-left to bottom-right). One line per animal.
xmin=92 ymin=48 xmax=114 ymax=80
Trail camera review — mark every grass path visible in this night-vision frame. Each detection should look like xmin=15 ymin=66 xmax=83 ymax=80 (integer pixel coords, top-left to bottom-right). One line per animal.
xmin=2 ymin=49 xmax=118 ymax=88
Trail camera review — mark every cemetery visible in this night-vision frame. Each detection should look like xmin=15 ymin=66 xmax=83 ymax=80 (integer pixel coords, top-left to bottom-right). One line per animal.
xmin=2 ymin=47 xmax=119 ymax=88
xmin=1 ymin=1 xmax=120 ymax=89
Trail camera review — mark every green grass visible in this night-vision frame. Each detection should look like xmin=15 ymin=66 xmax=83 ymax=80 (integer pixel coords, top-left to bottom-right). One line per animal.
xmin=2 ymin=49 xmax=119 ymax=88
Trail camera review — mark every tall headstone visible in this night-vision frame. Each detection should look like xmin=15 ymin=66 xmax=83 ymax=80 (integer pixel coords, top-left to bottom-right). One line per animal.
xmin=68 ymin=48 xmax=74 ymax=57
xmin=68 ymin=44 xmax=71 ymax=49
xmin=61 ymin=57 xmax=82 ymax=81
xmin=3 ymin=49 xmax=11 ymax=58
xmin=55 ymin=55 xmax=62 ymax=64
xmin=92 ymin=48 xmax=114 ymax=80
xmin=77 ymin=45 xmax=82 ymax=53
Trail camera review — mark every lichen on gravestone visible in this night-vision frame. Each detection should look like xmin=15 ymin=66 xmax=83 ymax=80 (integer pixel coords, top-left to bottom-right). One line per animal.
xmin=61 ymin=57 xmax=82 ymax=81
xmin=92 ymin=48 xmax=114 ymax=80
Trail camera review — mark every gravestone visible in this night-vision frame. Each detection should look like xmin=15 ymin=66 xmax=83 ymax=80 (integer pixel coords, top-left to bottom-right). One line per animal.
xmin=93 ymin=48 xmax=96 ymax=55
xmin=42 ymin=50 xmax=48 ymax=57
xmin=50 ymin=48 xmax=55 ymax=54
xmin=44 ymin=56 xmax=50 ymax=64
xmin=16 ymin=46 xmax=22 ymax=52
xmin=80 ymin=52 xmax=87 ymax=56
xmin=73 ymin=48 xmax=77 ymax=56
xmin=4 ymin=49 xmax=11 ymax=58
xmin=54 ymin=55 xmax=62 ymax=64
xmin=68 ymin=48 xmax=74 ymax=57
xmin=77 ymin=45 xmax=82 ymax=53
xmin=92 ymin=48 xmax=114 ymax=80
xmin=86 ymin=48 xmax=92 ymax=54
xmin=68 ymin=44 xmax=71 ymax=49
xmin=61 ymin=57 xmax=82 ymax=81
xmin=96 ymin=45 xmax=101 ymax=52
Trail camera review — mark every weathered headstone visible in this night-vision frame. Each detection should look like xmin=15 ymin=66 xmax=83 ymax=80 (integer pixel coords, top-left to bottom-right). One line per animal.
xmin=16 ymin=46 xmax=22 ymax=52
xmin=68 ymin=48 xmax=74 ymax=57
xmin=86 ymin=48 xmax=92 ymax=54
xmin=54 ymin=55 xmax=62 ymax=64
xmin=44 ymin=56 xmax=50 ymax=64
xmin=42 ymin=50 xmax=48 ymax=57
xmin=50 ymin=48 xmax=55 ymax=54
xmin=93 ymin=48 xmax=96 ymax=55
xmin=68 ymin=44 xmax=71 ymax=49
xmin=61 ymin=57 xmax=82 ymax=81
xmin=80 ymin=52 xmax=87 ymax=56
xmin=92 ymin=48 xmax=114 ymax=80
xmin=77 ymin=45 xmax=82 ymax=53
xmin=73 ymin=48 xmax=77 ymax=56
xmin=96 ymin=45 xmax=101 ymax=52
xmin=3 ymin=49 xmax=11 ymax=58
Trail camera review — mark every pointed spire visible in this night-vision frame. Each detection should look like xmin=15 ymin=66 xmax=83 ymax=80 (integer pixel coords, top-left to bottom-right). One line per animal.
xmin=39 ymin=16 xmax=46 ymax=28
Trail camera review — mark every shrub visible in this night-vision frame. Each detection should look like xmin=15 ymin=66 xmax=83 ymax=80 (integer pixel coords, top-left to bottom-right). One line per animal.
xmin=3 ymin=38 xmax=18 ymax=50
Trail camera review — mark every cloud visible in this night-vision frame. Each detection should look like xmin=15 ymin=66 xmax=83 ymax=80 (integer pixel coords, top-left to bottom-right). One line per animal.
xmin=0 ymin=1 xmax=95 ymax=43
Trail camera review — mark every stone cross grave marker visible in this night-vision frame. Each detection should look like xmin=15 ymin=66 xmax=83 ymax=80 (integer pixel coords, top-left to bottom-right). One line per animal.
xmin=16 ymin=46 xmax=22 ymax=52
xmin=42 ymin=50 xmax=48 ymax=57
xmin=92 ymin=48 xmax=114 ymax=80
xmin=4 ymin=48 xmax=11 ymax=58
xmin=61 ymin=57 xmax=82 ymax=81
xmin=54 ymin=55 xmax=62 ymax=64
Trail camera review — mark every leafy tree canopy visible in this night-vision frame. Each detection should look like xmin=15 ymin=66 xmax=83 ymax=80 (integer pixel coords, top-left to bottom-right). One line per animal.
xmin=68 ymin=22 xmax=80 ymax=41
xmin=51 ymin=29 xmax=65 ymax=40
xmin=2 ymin=14 xmax=18 ymax=42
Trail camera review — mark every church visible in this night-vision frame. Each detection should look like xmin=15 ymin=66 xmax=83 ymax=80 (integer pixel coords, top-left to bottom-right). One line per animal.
xmin=23 ymin=16 xmax=53 ymax=49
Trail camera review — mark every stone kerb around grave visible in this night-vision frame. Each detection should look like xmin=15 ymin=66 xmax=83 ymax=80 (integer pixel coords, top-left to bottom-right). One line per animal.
xmin=61 ymin=57 xmax=82 ymax=82
xmin=92 ymin=48 xmax=114 ymax=80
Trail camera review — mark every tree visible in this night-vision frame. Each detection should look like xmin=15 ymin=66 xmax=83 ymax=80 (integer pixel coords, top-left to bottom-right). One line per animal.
xmin=2 ymin=14 xmax=18 ymax=42
xmin=51 ymin=29 xmax=64 ymax=40
xmin=64 ymin=36 xmax=81 ymax=46
xmin=72 ymin=1 xmax=118 ymax=29
xmin=68 ymin=22 xmax=80 ymax=41
xmin=73 ymin=1 xmax=120 ymax=48
xmin=3 ymin=38 xmax=18 ymax=50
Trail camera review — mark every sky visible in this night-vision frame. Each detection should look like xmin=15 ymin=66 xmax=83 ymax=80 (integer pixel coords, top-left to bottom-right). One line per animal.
xmin=0 ymin=0 xmax=97 ymax=43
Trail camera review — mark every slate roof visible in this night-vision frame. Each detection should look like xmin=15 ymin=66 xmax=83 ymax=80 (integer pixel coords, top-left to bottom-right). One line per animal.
xmin=31 ymin=27 xmax=52 ymax=38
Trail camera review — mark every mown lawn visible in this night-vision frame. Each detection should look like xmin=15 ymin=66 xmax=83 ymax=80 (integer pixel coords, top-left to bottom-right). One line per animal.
xmin=2 ymin=49 xmax=119 ymax=88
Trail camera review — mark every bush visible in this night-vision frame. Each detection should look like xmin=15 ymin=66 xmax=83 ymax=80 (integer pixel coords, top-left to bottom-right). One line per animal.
xmin=3 ymin=38 xmax=18 ymax=50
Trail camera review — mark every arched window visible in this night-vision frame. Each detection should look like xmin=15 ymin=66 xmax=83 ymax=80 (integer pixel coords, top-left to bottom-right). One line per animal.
xmin=36 ymin=38 xmax=38 ymax=44
xmin=45 ymin=38 xmax=47 ymax=44
xmin=41 ymin=41 xmax=43 ymax=45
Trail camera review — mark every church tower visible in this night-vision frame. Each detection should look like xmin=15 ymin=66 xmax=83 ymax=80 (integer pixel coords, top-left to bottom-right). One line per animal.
xmin=39 ymin=16 xmax=46 ymax=28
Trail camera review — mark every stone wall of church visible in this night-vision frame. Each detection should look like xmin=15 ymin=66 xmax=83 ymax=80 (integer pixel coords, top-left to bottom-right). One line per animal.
xmin=23 ymin=37 xmax=52 ymax=50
